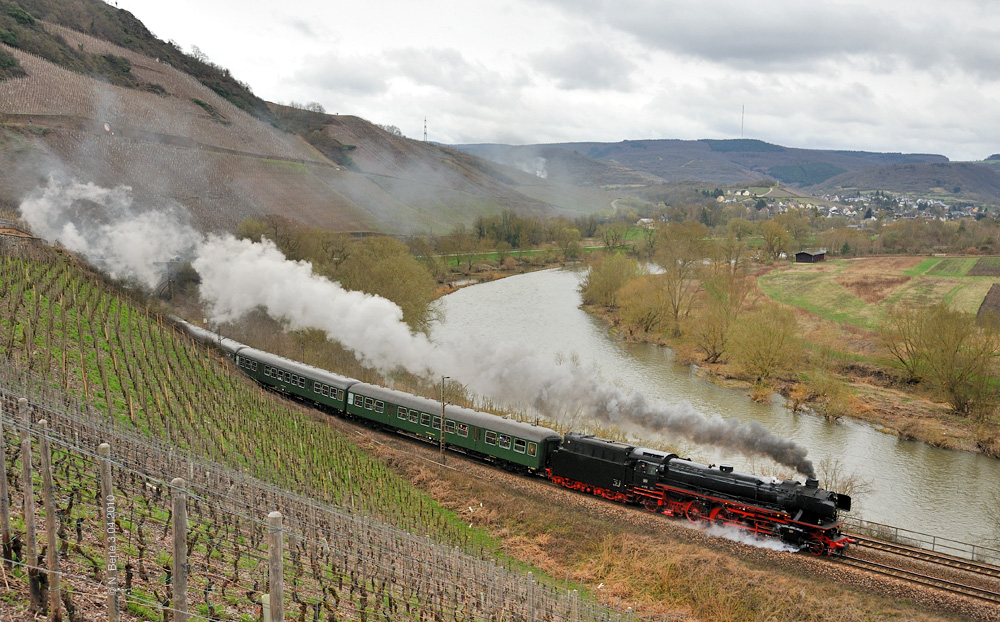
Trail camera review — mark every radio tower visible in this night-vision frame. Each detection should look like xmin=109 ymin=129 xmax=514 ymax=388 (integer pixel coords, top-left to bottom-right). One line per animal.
xmin=423 ymin=117 xmax=427 ymax=142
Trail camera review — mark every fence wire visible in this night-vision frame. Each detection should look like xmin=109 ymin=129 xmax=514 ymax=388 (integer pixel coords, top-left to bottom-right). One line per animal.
xmin=1 ymin=362 xmax=655 ymax=621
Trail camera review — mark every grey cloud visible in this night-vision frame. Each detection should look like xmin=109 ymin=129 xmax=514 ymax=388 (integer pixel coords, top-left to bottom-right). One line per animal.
xmin=295 ymin=55 xmax=390 ymax=96
xmin=537 ymin=0 xmax=1000 ymax=79
xmin=531 ymin=41 xmax=637 ymax=90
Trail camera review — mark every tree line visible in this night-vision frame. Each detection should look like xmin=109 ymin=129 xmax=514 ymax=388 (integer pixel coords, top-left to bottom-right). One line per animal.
xmin=579 ymin=214 xmax=1000 ymax=433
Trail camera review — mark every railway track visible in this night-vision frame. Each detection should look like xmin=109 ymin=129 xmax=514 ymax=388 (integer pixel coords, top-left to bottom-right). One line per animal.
xmin=851 ymin=534 xmax=1000 ymax=581
xmin=834 ymin=554 xmax=1000 ymax=604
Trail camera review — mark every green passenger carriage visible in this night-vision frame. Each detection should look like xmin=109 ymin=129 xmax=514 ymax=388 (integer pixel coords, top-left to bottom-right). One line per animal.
xmin=347 ymin=383 xmax=561 ymax=472
xmin=232 ymin=346 xmax=359 ymax=412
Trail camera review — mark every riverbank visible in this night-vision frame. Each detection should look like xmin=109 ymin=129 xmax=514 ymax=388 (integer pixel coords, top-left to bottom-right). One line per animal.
xmin=581 ymin=288 xmax=1000 ymax=460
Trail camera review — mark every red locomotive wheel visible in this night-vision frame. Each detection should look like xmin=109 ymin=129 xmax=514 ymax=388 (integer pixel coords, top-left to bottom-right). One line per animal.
xmin=807 ymin=538 xmax=827 ymax=556
xmin=684 ymin=501 xmax=707 ymax=523
xmin=643 ymin=498 xmax=660 ymax=513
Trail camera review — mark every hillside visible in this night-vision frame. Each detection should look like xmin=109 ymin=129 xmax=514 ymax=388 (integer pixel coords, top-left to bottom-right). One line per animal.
xmin=816 ymin=161 xmax=1000 ymax=200
xmin=456 ymin=139 xmax=951 ymax=189
xmin=0 ymin=5 xmax=612 ymax=237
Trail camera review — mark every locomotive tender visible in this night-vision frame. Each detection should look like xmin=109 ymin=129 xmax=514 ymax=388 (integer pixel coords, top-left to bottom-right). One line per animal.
xmin=180 ymin=320 xmax=851 ymax=554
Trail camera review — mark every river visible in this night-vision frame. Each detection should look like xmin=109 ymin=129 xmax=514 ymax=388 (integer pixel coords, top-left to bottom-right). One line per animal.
xmin=429 ymin=267 xmax=1000 ymax=546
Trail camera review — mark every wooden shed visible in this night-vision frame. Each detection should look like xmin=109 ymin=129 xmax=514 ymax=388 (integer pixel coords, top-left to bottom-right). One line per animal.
xmin=795 ymin=249 xmax=827 ymax=263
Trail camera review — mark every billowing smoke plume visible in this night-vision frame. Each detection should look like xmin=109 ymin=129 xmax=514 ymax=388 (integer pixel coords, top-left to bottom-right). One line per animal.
xmin=19 ymin=177 xmax=200 ymax=288
xmin=193 ymin=235 xmax=442 ymax=374
xmin=20 ymin=180 xmax=815 ymax=477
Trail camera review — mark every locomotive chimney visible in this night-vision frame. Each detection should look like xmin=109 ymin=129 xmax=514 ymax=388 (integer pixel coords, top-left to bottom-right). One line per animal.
xmin=805 ymin=478 xmax=819 ymax=488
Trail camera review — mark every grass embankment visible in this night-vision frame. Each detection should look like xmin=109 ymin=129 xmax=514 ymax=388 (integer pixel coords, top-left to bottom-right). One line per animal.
xmin=739 ymin=256 xmax=997 ymax=453
xmin=0 ymin=241 xmax=981 ymax=621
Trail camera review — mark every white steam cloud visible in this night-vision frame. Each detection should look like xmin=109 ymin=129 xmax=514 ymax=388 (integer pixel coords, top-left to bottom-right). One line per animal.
xmin=19 ymin=177 xmax=200 ymax=289
xmin=19 ymin=179 xmax=815 ymax=477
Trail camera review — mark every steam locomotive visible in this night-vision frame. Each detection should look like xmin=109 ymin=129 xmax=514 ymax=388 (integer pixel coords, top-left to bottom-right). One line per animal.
xmin=180 ymin=320 xmax=852 ymax=555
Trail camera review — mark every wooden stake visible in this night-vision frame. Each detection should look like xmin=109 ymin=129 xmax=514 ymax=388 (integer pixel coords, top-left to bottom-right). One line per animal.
xmin=268 ymin=511 xmax=284 ymax=622
xmin=19 ymin=398 xmax=41 ymax=614
xmin=38 ymin=420 xmax=61 ymax=621
xmin=0 ymin=396 xmax=11 ymax=567
xmin=171 ymin=477 xmax=188 ymax=622
xmin=99 ymin=443 xmax=119 ymax=622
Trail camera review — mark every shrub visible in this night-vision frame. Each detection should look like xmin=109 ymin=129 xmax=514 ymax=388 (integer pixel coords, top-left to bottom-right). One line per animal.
xmin=6 ymin=6 xmax=35 ymax=26
xmin=0 ymin=28 xmax=17 ymax=46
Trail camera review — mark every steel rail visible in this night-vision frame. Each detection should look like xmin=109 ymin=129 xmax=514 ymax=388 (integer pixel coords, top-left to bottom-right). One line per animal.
xmin=835 ymin=555 xmax=1000 ymax=605
xmin=850 ymin=534 xmax=1000 ymax=580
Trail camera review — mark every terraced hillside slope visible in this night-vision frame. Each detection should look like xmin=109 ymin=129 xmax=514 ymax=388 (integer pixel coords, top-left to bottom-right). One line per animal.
xmin=0 ymin=8 xmax=611 ymax=236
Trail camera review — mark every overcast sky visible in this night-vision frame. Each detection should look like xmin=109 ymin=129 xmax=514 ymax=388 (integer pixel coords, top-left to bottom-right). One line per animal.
xmin=113 ymin=0 xmax=999 ymax=161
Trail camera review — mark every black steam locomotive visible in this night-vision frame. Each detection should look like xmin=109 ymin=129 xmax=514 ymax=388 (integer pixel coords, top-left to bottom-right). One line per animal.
xmin=549 ymin=434 xmax=851 ymax=554
xmin=180 ymin=320 xmax=852 ymax=555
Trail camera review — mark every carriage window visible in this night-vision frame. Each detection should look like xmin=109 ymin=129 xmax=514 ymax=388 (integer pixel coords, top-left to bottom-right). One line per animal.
xmin=527 ymin=442 xmax=537 ymax=457
xmin=432 ymin=416 xmax=441 ymax=430
xmin=364 ymin=397 xmax=374 ymax=410
xmin=374 ymin=400 xmax=384 ymax=414
xmin=444 ymin=420 xmax=456 ymax=434
xmin=398 ymin=407 xmax=408 ymax=420
xmin=298 ymin=377 xmax=305 ymax=388
xmin=347 ymin=393 xmax=354 ymax=405
xmin=498 ymin=435 xmax=511 ymax=450
xmin=252 ymin=361 xmax=258 ymax=371
xmin=485 ymin=431 xmax=497 ymax=446
xmin=457 ymin=423 xmax=469 ymax=438
xmin=513 ymin=439 xmax=526 ymax=454
xmin=409 ymin=411 xmax=419 ymax=423
xmin=420 ymin=413 xmax=432 ymax=427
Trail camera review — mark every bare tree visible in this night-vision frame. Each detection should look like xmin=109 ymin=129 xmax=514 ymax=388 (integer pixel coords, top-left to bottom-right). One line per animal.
xmin=655 ymin=221 xmax=708 ymax=334
xmin=691 ymin=273 xmax=753 ymax=363
xmin=759 ymin=220 xmax=791 ymax=261
xmin=879 ymin=304 xmax=926 ymax=382
xmin=597 ymin=223 xmax=628 ymax=252
xmin=728 ymin=302 xmax=800 ymax=385
xmin=580 ymin=253 xmax=644 ymax=308
xmin=920 ymin=304 xmax=1000 ymax=419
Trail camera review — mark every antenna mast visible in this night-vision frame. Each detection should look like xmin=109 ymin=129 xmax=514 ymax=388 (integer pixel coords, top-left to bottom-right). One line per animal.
xmin=741 ymin=104 xmax=744 ymax=139
xmin=423 ymin=117 xmax=427 ymax=142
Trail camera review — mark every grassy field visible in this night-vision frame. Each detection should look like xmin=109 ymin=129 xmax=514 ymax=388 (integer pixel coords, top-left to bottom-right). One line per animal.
xmin=759 ymin=255 xmax=1000 ymax=330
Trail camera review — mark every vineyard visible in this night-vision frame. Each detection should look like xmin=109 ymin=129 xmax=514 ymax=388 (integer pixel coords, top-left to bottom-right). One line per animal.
xmin=0 ymin=240 xmax=486 ymax=546
xmin=0 ymin=31 xmax=320 ymax=162
xmin=0 ymin=238 xmax=654 ymax=620
xmin=1 ymin=367 xmax=638 ymax=622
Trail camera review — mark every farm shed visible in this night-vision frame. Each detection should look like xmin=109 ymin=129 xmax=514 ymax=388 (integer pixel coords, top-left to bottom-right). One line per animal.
xmin=795 ymin=249 xmax=827 ymax=263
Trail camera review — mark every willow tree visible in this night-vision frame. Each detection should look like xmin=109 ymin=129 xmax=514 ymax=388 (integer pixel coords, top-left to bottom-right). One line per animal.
xmin=334 ymin=236 xmax=438 ymax=333
xmin=654 ymin=221 xmax=709 ymax=335
xmin=727 ymin=302 xmax=800 ymax=386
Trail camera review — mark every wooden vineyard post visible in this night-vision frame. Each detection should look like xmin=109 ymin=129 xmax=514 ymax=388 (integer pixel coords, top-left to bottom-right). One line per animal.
xmin=19 ymin=398 xmax=41 ymax=613
xmin=171 ymin=478 xmax=188 ymax=622
xmin=99 ymin=443 xmax=120 ymax=622
xmin=528 ymin=571 xmax=535 ymax=622
xmin=38 ymin=420 xmax=61 ymax=621
xmin=1 ymin=395 xmax=11 ymax=567
xmin=268 ymin=511 xmax=284 ymax=622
